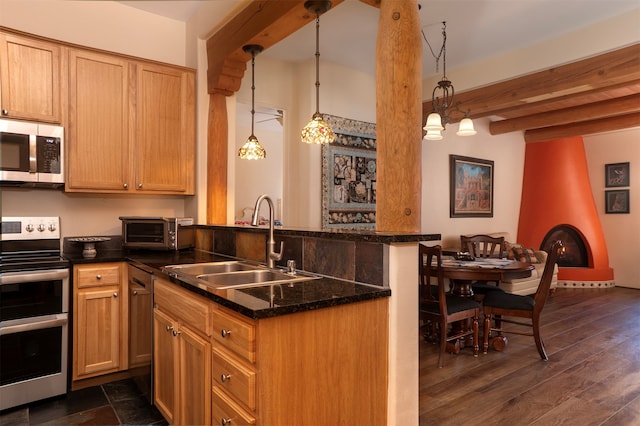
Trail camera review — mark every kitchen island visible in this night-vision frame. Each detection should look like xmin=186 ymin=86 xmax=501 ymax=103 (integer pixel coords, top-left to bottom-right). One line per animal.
xmin=64 ymin=225 xmax=439 ymax=425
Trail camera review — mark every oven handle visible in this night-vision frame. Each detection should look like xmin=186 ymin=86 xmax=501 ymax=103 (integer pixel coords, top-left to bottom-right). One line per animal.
xmin=0 ymin=268 xmax=69 ymax=284
xmin=0 ymin=313 xmax=68 ymax=336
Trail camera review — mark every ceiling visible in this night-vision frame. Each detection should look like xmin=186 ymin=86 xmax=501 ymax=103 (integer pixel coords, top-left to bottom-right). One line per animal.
xmin=119 ymin=0 xmax=640 ymax=140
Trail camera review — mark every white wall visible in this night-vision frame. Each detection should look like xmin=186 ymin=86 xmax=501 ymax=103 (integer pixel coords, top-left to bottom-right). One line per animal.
xmin=0 ymin=0 xmax=188 ymax=66
xmin=584 ymin=128 xmax=640 ymax=289
xmin=421 ymin=118 xmax=525 ymax=247
xmin=283 ymin=60 xmax=377 ymax=228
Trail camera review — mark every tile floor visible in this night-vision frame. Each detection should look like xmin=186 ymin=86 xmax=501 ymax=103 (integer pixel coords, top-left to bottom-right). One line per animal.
xmin=0 ymin=379 xmax=166 ymax=425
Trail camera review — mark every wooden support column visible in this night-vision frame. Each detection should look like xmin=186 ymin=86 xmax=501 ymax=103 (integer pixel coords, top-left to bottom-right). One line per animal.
xmin=375 ymin=0 xmax=422 ymax=232
xmin=207 ymin=93 xmax=228 ymax=224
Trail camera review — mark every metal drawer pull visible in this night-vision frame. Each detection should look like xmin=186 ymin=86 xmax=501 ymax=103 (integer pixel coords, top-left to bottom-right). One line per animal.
xmin=221 ymin=418 xmax=232 ymax=425
xmin=96 ymin=274 xmax=102 ymax=279
xmin=221 ymin=329 xmax=232 ymax=338
xmin=221 ymin=373 xmax=231 ymax=383
xmin=172 ymin=329 xmax=181 ymax=337
xmin=166 ymin=325 xmax=173 ymax=332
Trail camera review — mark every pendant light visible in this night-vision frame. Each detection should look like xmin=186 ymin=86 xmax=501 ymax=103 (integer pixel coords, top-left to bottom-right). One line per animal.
xmin=300 ymin=0 xmax=335 ymax=145
xmin=422 ymin=22 xmax=476 ymax=140
xmin=238 ymin=44 xmax=266 ymax=160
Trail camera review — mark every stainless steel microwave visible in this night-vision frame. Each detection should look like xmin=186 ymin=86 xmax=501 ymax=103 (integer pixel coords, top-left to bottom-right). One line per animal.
xmin=120 ymin=216 xmax=194 ymax=251
xmin=0 ymin=119 xmax=64 ymax=187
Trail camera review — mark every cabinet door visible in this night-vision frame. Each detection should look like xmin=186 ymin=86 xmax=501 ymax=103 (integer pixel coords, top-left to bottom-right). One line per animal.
xmin=67 ymin=49 xmax=130 ymax=191
xmin=74 ymin=287 xmax=120 ymax=378
xmin=129 ymin=283 xmax=152 ymax=367
xmin=134 ymin=63 xmax=195 ymax=194
xmin=153 ymin=309 xmax=178 ymax=424
xmin=0 ymin=32 xmax=61 ymax=122
xmin=177 ymin=325 xmax=212 ymax=426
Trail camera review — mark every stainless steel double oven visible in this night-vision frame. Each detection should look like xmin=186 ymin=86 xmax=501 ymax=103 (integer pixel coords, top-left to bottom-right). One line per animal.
xmin=0 ymin=217 xmax=70 ymax=410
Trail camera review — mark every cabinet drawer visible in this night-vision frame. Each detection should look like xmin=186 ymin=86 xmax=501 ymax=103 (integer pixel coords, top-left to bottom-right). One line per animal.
xmin=211 ymin=306 xmax=255 ymax=363
xmin=212 ymin=347 xmax=255 ymax=410
xmin=154 ymin=278 xmax=211 ymax=336
xmin=212 ymin=386 xmax=255 ymax=426
xmin=76 ymin=263 xmax=121 ymax=288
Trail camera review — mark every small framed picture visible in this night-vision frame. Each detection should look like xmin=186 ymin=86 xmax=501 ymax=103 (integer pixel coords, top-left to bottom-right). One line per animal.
xmin=605 ymin=162 xmax=630 ymax=187
xmin=605 ymin=189 xmax=630 ymax=214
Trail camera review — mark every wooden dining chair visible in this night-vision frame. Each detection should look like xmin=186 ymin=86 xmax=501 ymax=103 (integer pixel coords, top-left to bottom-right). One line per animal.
xmin=482 ymin=240 xmax=563 ymax=360
xmin=460 ymin=234 xmax=507 ymax=297
xmin=419 ymin=244 xmax=480 ymax=368
xmin=460 ymin=234 xmax=506 ymax=259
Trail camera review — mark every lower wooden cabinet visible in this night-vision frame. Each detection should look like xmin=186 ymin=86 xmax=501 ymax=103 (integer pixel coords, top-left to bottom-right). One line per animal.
xmin=153 ymin=278 xmax=211 ymax=426
xmin=154 ymin=277 xmax=389 ymax=426
xmin=210 ymin=296 xmax=389 ymax=426
xmin=73 ymin=262 xmax=128 ymax=381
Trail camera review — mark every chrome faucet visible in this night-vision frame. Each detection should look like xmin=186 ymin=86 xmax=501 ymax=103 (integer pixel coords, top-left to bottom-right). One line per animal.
xmin=251 ymin=194 xmax=283 ymax=269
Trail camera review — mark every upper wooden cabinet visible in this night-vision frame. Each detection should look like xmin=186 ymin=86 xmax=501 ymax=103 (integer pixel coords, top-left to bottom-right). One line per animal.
xmin=67 ymin=49 xmax=130 ymax=191
xmin=0 ymin=32 xmax=62 ymax=123
xmin=134 ymin=63 xmax=195 ymax=194
xmin=66 ymin=50 xmax=195 ymax=194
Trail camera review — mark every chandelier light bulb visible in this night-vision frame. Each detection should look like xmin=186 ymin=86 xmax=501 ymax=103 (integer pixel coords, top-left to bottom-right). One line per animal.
xmin=456 ymin=117 xmax=477 ymax=136
xmin=424 ymin=112 xmax=444 ymax=131
xmin=301 ymin=112 xmax=336 ymax=144
xmin=238 ymin=135 xmax=266 ymax=160
xmin=423 ymin=129 xmax=443 ymax=141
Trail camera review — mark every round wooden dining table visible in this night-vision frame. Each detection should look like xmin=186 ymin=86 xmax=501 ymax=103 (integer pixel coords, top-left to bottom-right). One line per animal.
xmin=442 ymin=261 xmax=534 ymax=297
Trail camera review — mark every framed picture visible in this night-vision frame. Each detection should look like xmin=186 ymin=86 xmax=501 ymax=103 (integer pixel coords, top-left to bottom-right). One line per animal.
xmin=605 ymin=189 xmax=630 ymax=214
xmin=605 ymin=162 xmax=630 ymax=187
xmin=321 ymin=114 xmax=377 ymax=230
xmin=450 ymin=155 xmax=494 ymax=218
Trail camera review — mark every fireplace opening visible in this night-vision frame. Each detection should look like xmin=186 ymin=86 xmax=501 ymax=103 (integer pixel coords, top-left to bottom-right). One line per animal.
xmin=541 ymin=225 xmax=589 ymax=267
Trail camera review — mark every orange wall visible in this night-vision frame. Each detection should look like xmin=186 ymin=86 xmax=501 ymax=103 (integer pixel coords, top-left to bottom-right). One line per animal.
xmin=517 ymin=136 xmax=613 ymax=281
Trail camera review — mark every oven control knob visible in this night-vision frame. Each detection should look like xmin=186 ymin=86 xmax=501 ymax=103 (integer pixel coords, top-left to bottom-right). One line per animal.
xmin=38 ymin=224 xmax=46 ymax=232
xmin=48 ymin=223 xmax=57 ymax=232
xmin=26 ymin=224 xmax=35 ymax=232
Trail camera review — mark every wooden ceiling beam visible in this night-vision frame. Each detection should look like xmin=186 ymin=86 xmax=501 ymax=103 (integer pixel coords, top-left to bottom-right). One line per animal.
xmin=490 ymin=93 xmax=640 ymax=135
xmin=206 ymin=0 xmax=345 ymax=95
xmin=487 ymin=79 xmax=640 ymax=120
xmin=524 ymin=112 xmax=640 ymax=143
xmin=423 ymin=43 xmax=640 ymax=123
xmin=358 ymin=0 xmax=381 ymax=7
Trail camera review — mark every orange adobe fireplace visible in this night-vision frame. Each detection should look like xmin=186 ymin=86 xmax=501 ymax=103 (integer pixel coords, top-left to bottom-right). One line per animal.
xmin=516 ymin=136 xmax=614 ymax=288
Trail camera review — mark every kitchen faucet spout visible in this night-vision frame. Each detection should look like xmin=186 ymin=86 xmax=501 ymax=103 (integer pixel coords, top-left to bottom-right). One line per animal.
xmin=251 ymin=194 xmax=283 ymax=269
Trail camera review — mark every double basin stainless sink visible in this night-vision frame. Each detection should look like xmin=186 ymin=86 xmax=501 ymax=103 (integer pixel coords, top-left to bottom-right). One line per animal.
xmin=162 ymin=261 xmax=320 ymax=290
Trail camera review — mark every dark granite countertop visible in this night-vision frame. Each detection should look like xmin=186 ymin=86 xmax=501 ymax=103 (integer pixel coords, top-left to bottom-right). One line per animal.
xmin=64 ymin=248 xmax=391 ymax=320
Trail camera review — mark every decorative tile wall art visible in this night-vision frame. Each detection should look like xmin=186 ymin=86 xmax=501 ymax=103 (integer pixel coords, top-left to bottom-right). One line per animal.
xmin=321 ymin=114 xmax=376 ymax=230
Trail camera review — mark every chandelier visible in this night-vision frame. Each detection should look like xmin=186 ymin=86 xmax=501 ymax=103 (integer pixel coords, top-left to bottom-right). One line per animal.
xmin=238 ymin=44 xmax=266 ymax=160
xmin=300 ymin=0 xmax=336 ymax=145
xmin=423 ymin=22 xmax=476 ymax=140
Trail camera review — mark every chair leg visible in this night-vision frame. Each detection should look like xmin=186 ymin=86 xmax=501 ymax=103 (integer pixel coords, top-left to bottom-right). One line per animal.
xmin=532 ymin=315 xmax=548 ymax=361
xmin=472 ymin=314 xmax=479 ymax=357
xmin=438 ymin=319 xmax=447 ymax=368
xmin=483 ymin=312 xmax=491 ymax=354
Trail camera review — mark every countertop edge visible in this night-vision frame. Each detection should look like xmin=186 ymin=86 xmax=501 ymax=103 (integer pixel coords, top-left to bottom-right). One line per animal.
xmin=64 ymin=249 xmax=391 ymax=320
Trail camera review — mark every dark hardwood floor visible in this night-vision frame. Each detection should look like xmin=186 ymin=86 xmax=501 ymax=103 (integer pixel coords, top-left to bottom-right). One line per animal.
xmin=420 ymin=287 xmax=640 ymax=425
